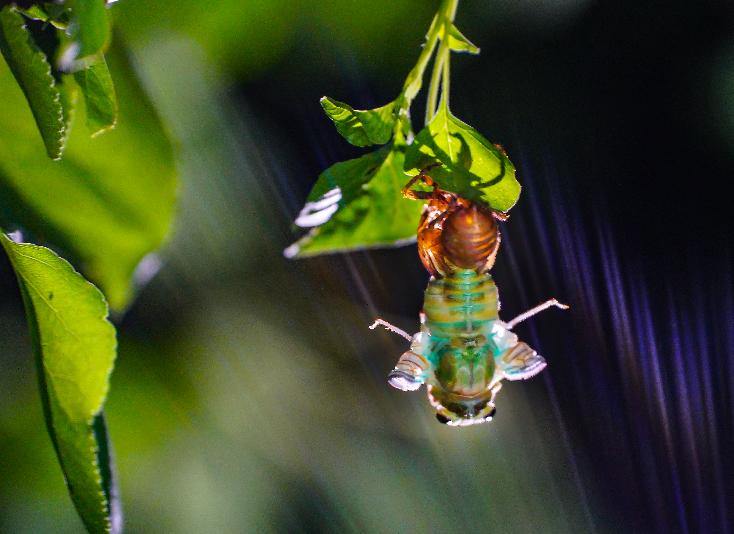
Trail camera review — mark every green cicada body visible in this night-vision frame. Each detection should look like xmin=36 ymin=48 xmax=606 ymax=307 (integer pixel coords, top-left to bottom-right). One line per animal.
xmin=388 ymin=269 xmax=546 ymax=426
xmin=374 ymin=174 xmax=567 ymax=427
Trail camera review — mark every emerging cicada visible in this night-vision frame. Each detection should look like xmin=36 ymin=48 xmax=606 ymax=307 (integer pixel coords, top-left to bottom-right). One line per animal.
xmin=372 ymin=173 xmax=568 ymax=427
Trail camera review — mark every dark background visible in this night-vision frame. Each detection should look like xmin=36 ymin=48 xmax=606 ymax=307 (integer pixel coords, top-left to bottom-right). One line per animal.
xmin=1 ymin=1 xmax=733 ymax=532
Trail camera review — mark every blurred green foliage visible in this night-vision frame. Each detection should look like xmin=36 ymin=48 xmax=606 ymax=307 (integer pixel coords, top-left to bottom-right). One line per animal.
xmin=0 ymin=45 xmax=176 ymax=311
xmin=0 ymin=7 xmax=67 ymax=158
xmin=1 ymin=4 xmax=173 ymax=530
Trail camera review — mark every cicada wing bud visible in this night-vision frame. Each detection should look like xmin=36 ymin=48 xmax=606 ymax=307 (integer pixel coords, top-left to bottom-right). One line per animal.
xmin=499 ymin=342 xmax=547 ymax=381
xmin=388 ymin=369 xmax=422 ymax=391
xmin=387 ymin=350 xmax=429 ymax=391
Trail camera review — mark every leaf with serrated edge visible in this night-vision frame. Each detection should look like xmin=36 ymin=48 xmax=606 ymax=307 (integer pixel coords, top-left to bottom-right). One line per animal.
xmin=74 ymin=54 xmax=117 ymax=135
xmin=321 ymin=97 xmax=396 ymax=147
xmin=447 ymin=24 xmax=479 ymax=54
xmin=285 ymin=143 xmax=424 ymax=257
xmin=0 ymin=45 xmax=176 ymax=310
xmin=404 ymin=104 xmax=520 ymax=213
xmin=0 ymin=7 xmax=65 ymax=159
xmin=0 ymin=233 xmax=120 ymax=534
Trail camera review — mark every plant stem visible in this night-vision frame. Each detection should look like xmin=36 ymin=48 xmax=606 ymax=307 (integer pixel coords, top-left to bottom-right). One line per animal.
xmin=400 ymin=13 xmax=440 ymax=102
xmin=425 ymin=49 xmax=445 ymax=123
xmin=440 ymin=17 xmax=452 ymax=111
xmin=397 ymin=0 xmax=460 ymax=132
xmin=425 ymin=0 xmax=458 ymax=122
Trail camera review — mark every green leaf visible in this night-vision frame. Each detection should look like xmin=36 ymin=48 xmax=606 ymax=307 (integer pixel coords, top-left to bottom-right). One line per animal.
xmin=404 ymin=104 xmax=521 ymax=213
xmin=0 ymin=44 xmax=177 ymax=310
xmin=447 ymin=24 xmax=480 ymax=54
xmin=60 ymin=0 xmax=109 ymax=69
xmin=18 ymin=3 xmax=71 ymax=30
xmin=74 ymin=54 xmax=117 ymax=135
xmin=285 ymin=142 xmax=424 ymax=257
xmin=320 ymin=97 xmax=396 ymax=147
xmin=0 ymin=6 xmax=66 ymax=159
xmin=0 ymin=233 xmax=120 ymax=534
xmin=59 ymin=71 xmax=79 ymax=135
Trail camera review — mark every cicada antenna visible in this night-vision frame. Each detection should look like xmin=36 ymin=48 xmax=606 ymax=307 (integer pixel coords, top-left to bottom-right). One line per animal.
xmin=502 ymin=299 xmax=570 ymax=330
xmin=369 ymin=319 xmax=412 ymax=341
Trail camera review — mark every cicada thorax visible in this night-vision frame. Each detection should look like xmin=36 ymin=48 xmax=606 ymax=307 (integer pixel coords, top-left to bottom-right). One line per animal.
xmin=416 ymin=191 xmax=501 ymax=277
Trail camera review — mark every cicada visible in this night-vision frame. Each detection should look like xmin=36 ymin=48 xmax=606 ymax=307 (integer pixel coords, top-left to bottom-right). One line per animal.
xmin=371 ymin=173 xmax=568 ymax=427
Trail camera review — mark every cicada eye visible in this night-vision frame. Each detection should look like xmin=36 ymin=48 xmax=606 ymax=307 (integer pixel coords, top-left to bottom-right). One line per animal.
xmin=435 ymin=413 xmax=451 ymax=424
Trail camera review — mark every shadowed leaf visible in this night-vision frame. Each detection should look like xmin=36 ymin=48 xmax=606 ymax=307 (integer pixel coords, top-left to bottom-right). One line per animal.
xmin=404 ymin=104 xmax=520 ymax=212
xmin=320 ymin=97 xmax=396 ymax=147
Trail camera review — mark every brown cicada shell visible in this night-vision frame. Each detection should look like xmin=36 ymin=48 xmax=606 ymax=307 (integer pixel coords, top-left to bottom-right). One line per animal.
xmin=403 ymin=173 xmax=505 ymax=277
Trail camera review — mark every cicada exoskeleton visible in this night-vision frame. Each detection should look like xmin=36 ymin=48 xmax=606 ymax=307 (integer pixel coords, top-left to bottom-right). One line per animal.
xmin=402 ymin=172 xmax=507 ymax=277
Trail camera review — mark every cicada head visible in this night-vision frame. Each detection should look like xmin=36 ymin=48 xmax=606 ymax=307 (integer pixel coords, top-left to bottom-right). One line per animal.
xmin=427 ymin=385 xmax=498 ymax=427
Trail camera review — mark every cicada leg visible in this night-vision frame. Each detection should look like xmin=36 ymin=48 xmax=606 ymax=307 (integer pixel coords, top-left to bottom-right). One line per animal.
xmin=370 ymin=322 xmax=432 ymax=392
xmin=369 ymin=318 xmax=412 ymax=341
xmin=401 ymin=165 xmax=442 ymax=200
xmin=501 ymin=298 xmax=569 ymax=330
xmin=402 ymin=175 xmax=435 ymax=200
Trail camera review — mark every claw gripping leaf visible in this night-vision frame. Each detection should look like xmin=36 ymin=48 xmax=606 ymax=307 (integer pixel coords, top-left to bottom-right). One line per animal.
xmin=285 ymin=143 xmax=424 ymax=257
xmin=404 ymin=104 xmax=521 ymax=213
xmin=320 ymin=97 xmax=396 ymax=147
xmin=0 ymin=7 xmax=66 ymax=159
xmin=0 ymin=233 xmax=120 ymax=534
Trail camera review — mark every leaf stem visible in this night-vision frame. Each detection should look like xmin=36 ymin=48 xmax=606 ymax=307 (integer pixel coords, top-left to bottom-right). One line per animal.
xmin=440 ymin=29 xmax=451 ymax=111
xmin=425 ymin=48 xmax=444 ymax=124
xmin=400 ymin=13 xmax=440 ymax=102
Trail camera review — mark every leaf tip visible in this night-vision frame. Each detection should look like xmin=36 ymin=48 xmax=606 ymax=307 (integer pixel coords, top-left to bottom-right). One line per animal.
xmin=283 ymin=242 xmax=301 ymax=259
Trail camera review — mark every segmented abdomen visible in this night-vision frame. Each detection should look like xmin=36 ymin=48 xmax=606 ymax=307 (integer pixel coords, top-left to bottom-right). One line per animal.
xmin=423 ymin=269 xmax=499 ymax=338
xmin=441 ymin=205 xmax=500 ymax=272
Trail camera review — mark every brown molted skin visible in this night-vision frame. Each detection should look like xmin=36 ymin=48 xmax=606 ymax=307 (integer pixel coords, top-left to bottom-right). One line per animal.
xmin=415 ymin=192 xmax=463 ymax=276
xmin=416 ymin=193 xmax=501 ymax=276
xmin=441 ymin=204 xmax=499 ymax=271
